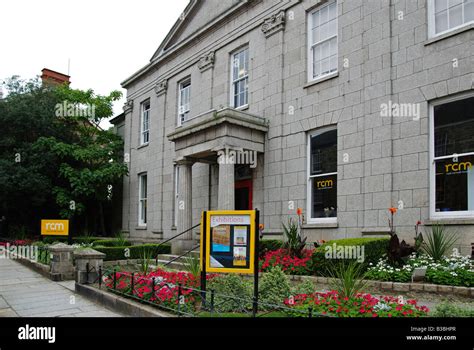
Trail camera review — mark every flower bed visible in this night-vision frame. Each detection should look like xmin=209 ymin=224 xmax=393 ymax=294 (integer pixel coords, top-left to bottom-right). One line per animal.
xmin=366 ymin=253 xmax=474 ymax=287
xmin=260 ymin=249 xmax=313 ymax=275
xmin=284 ymin=290 xmax=429 ymax=317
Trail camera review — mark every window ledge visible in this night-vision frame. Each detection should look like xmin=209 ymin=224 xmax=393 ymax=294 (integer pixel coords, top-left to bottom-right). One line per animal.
xmin=424 ymin=218 xmax=474 ymax=226
xmin=235 ymin=104 xmax=249 ymax=111
xmin=425 ymin=23 xmax=474 ymax=46
xmin=302 ymin=222 xmax=338 ymax=229
xmin=304 ymin=72 xmax=338 ymax=89
xmin=137 ymin=143 xmax=149 ymax=150
xmin=135 ymin=225 xmax=147 ymax=230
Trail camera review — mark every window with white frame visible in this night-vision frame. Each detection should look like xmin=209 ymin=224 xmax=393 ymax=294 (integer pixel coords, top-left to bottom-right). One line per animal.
xmin=138 ymin=173 xmax=147 ymax=226
xmin=307 ymin=127 xmax=338 ymax=223
xmin=429 ymin=0 xmax=474 ymax=37
xmin=308 ymin=1 xmax=338 ymax=81
xmin=178 ymin=79 xmax=191 ymax=126
xmin=231 ymin=47 xmax=249 ymax=108
xmin=173 ymin=166 xmax=180 ymax=227
xmin=431 ymin=94 xmax=474 ymax=218
xmin=140 ymin=100 xmax=150 ymax=145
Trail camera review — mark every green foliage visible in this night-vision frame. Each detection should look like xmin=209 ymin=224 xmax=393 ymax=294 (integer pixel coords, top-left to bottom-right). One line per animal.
xmin=114 ymin=231 xmax=129 ymax=247
xmin=95 ymin=244 xmax=171 ymax=261
xmin=290 ymin=279 xmax=316 ymax=296
xmin=422 ymin=224 xmax=458 ymax=262
xmin=328 ymin=261 xmax=368 ymax=300
xmin=259 ymin=266 xmax=291 ymax=307
xmin=282 ymin=218 xmax=306 ymax=257
xmin=92 ymin=239 xmax=131 ymax=247
xmin=432 ymin=302 xmax=474 ymax=317
xmin=138 ymin=247 xmax=154 ymax=275
xmin=259 ymin=239 xmax=282 ymax=257
xmin=312 ymin=237 xmax=389 ymax=276
xmin=183 ymin=256 xmax=201 ymax=279
xmin=426 ymin=268 xmax=474 ymax=287
xmin=207 ymin=274 xmax=253 ymax=313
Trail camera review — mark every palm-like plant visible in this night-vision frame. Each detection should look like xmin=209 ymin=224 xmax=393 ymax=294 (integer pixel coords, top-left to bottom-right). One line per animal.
xmin=422 ymin=224 xmax=458 ymax=261
xmin=138 ymin=247 xmax=153 ymax=275
xmin=282 ymin=218 xmax=306 ymax=257
xmin=183 ymin=256 xmax=201 ymax=279
xmin=328 ymin=261 xmax=368 ymax=300
xmin=114 ymin=231 xmax=128 ymax=247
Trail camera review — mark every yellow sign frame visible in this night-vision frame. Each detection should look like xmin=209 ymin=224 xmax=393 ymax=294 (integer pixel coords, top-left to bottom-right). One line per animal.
xmin=41 ymin=220 xmax=69 ymax=236
xmin=201 ymin=210 xmax=256 ymax=274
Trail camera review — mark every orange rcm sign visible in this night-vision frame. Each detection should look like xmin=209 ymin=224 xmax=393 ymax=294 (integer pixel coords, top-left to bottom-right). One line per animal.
xmin=41 ymin=220 xmax=69 ymax=236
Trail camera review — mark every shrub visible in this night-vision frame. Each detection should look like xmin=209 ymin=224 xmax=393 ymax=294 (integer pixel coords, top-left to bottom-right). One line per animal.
xmin=291 ymin=279 xmax=316 ymax=296
xmin=312 ymin=237 xmax=389 ymax=276
xmin=422 ymin=224 xmax=458 ymax=262
xmin=432 ymin=302 xmax=474 ymax=317
xmin=328 ymin=261 xmax=368 ymax=300
xmin=282 ymin=218 xmax=306 ymax=257
xmin=206 ymin=274 xmax=253 ymax=312
xmin=92 ymin=239 xmax=131 ymax=247
xmin=259 ymin=266 xmax=291 ymax=308
xmin=260 ymin=248 xmax=313 ymax=275
xmin=95 ymin=243 xmax=171 ymax=261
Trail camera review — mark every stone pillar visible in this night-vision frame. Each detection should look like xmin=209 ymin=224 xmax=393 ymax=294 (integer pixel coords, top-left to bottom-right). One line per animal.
xmin=173 ymin=159 xmax=194 ymax=254
xmin=74 ymin=248 xmax=106 ymax=284
xmin=218 ymin=151 xmax=235 ymax=210
xmin=48 ymin=243 xmax=75 ymax=281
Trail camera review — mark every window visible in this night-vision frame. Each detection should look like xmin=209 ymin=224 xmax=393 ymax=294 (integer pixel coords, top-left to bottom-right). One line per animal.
xmin=173 ymin=166 xmax=179 ymax=227
xmin=140 ymin=100 xmax=150 ymax=145
xmin=431 ymin=94 xmax=474 ymax=218
xmin=307 ymin=127 xmax=338 ymax=223
xmin=429 ymin=0 xmax=474 ymax=37
xmin=138 ymin=174 xmax=147 ymax=226
xmin=178 ymin=79 xmax=191 ymax=126
xmin=231 ymin=47 xmax=249 ymax=108
xmin=308 ymin=1 xmax=338 ymax=81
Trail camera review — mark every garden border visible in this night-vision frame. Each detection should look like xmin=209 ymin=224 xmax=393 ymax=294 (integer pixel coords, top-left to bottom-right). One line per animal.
xmin=74 ymin=282 xmax=176 ymax=317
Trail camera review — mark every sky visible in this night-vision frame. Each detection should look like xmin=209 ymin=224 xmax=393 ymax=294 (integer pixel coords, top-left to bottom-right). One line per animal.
xmin=0 ymin=0 xmax=189 ymax=128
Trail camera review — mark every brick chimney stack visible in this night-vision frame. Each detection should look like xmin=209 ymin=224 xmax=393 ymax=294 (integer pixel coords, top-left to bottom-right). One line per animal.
xmin=41 ymin=68 xmax=70 ymax=86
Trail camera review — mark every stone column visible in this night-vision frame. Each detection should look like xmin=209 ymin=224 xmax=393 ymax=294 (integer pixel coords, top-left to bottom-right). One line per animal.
xmin=217 ymin=148 xmax=235 ymax=210
xmin=173 ymin=159 xmax=194 ymax=254
xmin=74 ymin=248 xmax=106 ymax=284
xmin=48 ymin=243 xmax=75 ymax=281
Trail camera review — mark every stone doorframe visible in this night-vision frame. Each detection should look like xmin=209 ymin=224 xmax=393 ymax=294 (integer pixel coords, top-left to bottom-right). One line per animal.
xmin=167 ymin=108 xmax=268 ymax=252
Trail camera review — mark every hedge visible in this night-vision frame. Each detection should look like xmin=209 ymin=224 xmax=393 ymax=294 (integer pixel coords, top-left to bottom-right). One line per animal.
xmin=312 ymin=237 xmax=389 ymax=276
xmin=92 ymin=239 xmax=131 ymax=247
xmin=94 ymin=243 xmax=171 ymax=261
xmin=42 ymin=236 xmax=105 ymax=245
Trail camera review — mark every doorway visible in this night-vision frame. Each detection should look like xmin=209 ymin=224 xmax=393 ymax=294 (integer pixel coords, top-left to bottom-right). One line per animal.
xmin=235 ymin=179 xmax=252 ymax=210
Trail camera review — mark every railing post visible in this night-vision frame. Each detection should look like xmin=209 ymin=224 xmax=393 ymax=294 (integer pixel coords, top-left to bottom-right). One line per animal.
xmin=130 ymin=273 xmax=134 ymax=296
xmin=151 ymin=277 xmax=155 ymax=301
xmin=210 ymin=289 xmax=215 ymax=316
xmin=308 ymin=307 xmax=313 ymax=318
xmin=177 ymin=283 xmax=182 ymax=315
xmin=98 ymin=266 xmax=102 ymax=289
xmin=113 ymin=268 xmax=117 ymax=290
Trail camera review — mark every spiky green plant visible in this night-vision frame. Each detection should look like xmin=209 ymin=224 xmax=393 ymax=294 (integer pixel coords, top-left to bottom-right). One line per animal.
xmin=183 ymin=256 xmax=201 ymax=279
xmin=114 ymin=231 xmax=128 ymax=247
xmin=282 ymin=218 xmax=306 ymax=257
xmin=328 ymin=261 xmax=368 ymax=300
xmin=138 ymin=247 xmax=153 ymax=275
xmin=422 ymin=224 xmax=458 ymax=262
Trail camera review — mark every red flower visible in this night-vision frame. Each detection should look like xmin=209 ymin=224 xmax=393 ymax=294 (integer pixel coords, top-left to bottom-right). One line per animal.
xmin=296 ymin=208 xmax=303 ymax=216
xmin=389 ymin=207 xmax=397 ymax=214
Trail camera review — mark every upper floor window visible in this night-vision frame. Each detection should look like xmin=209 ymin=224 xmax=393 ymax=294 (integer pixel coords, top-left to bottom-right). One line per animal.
xmin=178 ymin=78 xmax=191 ymax=126
xmin=429 ymin=0 xmax=474 ymax=37
xmin=308 ymin=1 xmax=338 ymax=82
xmin=231 ymin=47 xmax=249 ymax=108
xmin=431 ymin=93 xmax=474 ymax=219
xmin=307 ymin=127 xmax=338 ymax=223
xmin=140 ymin=100 xmax=150 ymax=145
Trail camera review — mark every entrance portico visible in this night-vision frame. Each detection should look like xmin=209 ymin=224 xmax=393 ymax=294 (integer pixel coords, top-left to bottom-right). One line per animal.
xmin=167 ymin=108 xmax=268 ymax=253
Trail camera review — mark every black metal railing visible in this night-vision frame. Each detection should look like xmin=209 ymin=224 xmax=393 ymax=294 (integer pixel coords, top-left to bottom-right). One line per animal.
xmin=154 ymin=223 xmax=200 ymax=265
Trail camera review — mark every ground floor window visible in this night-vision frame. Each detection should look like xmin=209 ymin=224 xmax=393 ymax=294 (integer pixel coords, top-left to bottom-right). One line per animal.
xmin=431 ymin=93 xmax=474 ymax=218
xmin=138 ymin=173 xmax=147 ymax=226
xmin=307 ymin=126 xmax=337 ymax=223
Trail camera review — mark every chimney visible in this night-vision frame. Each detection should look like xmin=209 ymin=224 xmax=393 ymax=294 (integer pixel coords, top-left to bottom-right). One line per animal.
xmin=41 ymin=68 xmax=70 ymax=86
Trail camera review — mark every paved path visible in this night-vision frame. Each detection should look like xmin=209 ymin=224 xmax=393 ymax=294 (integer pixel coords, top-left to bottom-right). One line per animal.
xmin=0 ymin=257 xmax=124 ymax=317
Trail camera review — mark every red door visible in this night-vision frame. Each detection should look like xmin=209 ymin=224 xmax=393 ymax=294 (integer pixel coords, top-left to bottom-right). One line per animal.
xmin=234 ymin=180 xmax=253 ymax=210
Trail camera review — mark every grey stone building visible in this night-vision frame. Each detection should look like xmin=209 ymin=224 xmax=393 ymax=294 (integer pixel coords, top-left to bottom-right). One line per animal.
xmin=120 ymin=0 xmax=474 ymax=255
